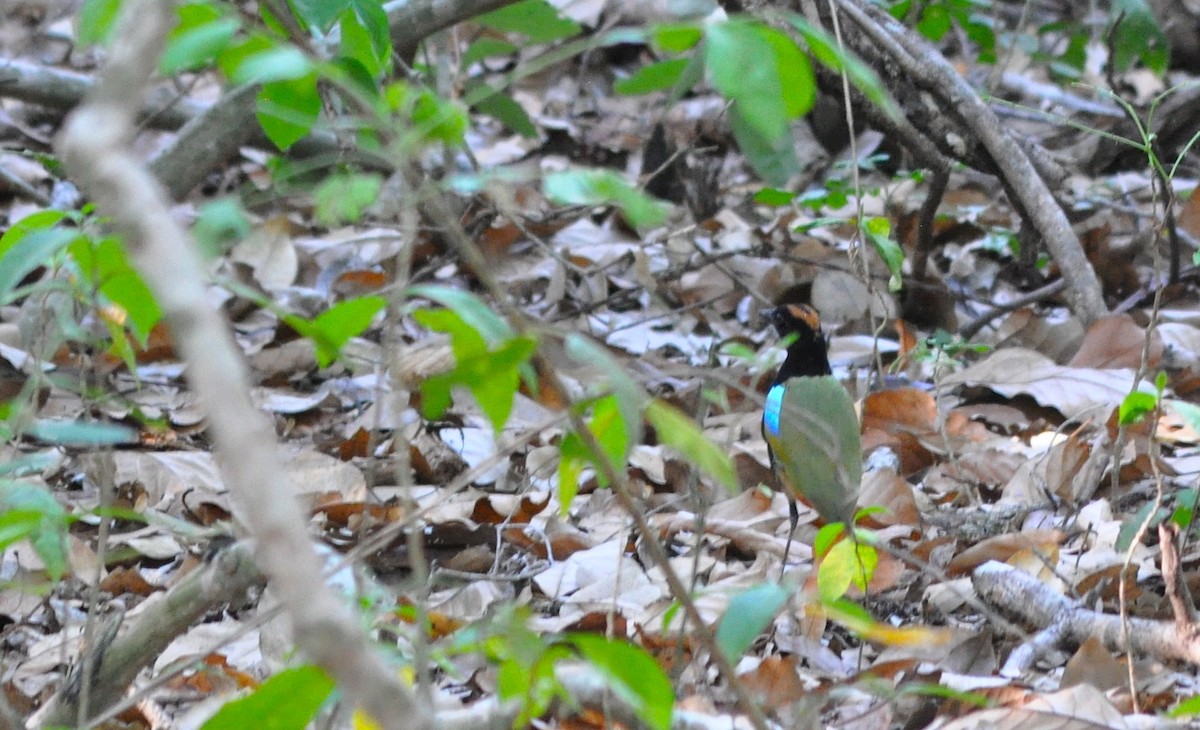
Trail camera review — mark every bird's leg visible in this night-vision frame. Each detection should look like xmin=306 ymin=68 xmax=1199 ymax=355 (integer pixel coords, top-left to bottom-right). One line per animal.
xmin=780 ymin=496 xmax=800 ymax=581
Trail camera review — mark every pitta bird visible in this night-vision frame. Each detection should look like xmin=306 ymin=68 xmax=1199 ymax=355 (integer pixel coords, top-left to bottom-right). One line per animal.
xmin=762 ymin=304 xmax=862 ymax=566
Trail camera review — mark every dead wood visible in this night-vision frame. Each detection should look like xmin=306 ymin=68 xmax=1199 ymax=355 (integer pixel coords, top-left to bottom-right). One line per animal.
xmin=973 ymin=561 xmax=1200 ymax=673
xmin=798 ymin=0 xmax=1109 ymax=326
xmin=29 ymin=543 xmax=263 ymax=729
xmin=54 ymin=1 xmax=432 ymax=727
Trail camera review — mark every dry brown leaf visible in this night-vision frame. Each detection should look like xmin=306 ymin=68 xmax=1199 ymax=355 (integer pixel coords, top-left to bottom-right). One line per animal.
xmin=1068 ymin=313 xmax=1163 ymax=370
xmin=1061 ymin=636 xmax=1127 ymax=692
xmin=946 ymin=529 xmax=1066 ymax=576
xmin=943 ymin=347 xmax=1155 ymax=420
xmin=858 ymin=469 xmax=919 ymax=526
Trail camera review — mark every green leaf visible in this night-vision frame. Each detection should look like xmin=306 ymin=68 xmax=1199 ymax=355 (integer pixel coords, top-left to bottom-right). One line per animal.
xmin=231 ymin=45 xmax=313 ymax=85
xmin=289 ymin=0 xmax=351 ymax=31
xmin=193 ymin=198 xmax=251 ymax=259
xmin=568 ymin=635 xmax=674 ymax=730
xmin=0 ymin=480 xmax=70 ymax=579
xmin=0 ymin=227 xmax=76 ymax=306
xmin=313 ymin=173 xmax=382 ymax=226
xmin=339 ymin=3 xmax=392 ymax=78
xmin=1116 ymin=501 xmax=1168 ymax=552
xmin=420 ymin=336 xmax=538 ymax=432
xmin=557 ymin=442 xmax=584 ymax=514
xmin=563 ymin=334 xmax=643 ymax=435
xmin=728 ymin=106 xmax=799 ymax=187
xmin=786 ymin=15 xmax=899 ymax=122
xmin=162 ymin=15 xmax=239 ymax=74
xmin=200 ymin=665 xmax=335 ymax=730
xmin=1109 ymin=0 xmax=1169 ymax=74
xmin=1119 ymin=390 xmax=1159 ymax=425
xmin=614 ymin=58 xmax=690 ymax=95
xmin=864 ymin=216 xmax=904 ymax=292
xmin=462 ymin=38 xmax=519 ymax=69
xmin=468 ymin=82 xmax=538 ymax=138
xmin=1169 ymin=693 xmax=1200 ymax=718
xmin=715 ymin=582 xmax=788 ymax=660
xmin=27 ymin=420 xmax=136 ymax=447
xmin=308 ymin=296 xmax=387 ymax=368
xmin=477 ymin=0 xmax=581 ymax=43
xmin=705 ymin=21 xmax=814 ymax=165
xmin=68 ymin=236 xmax=162 ymax=345
xmin=256 ymin=74 xmax=322 ymax=150
xmin=78 ymin=0 xmax=122 ymax=45
xmin=754 ymin=188 xmax=796 ymax=206
xmin=412 ymin=91 xmax=468 ymax=145
xmin=644 ymin=399 xmax=736 ymax=491
xmin=544 ymin=169 xmax=670 ymax=228
xmin=818 ymin=538 xmax=877 ymax=602
xmin=916 ymin=4 xmax=952 ymax=40
xmin=653 ymin=24 xmax=702 ymax=53
xmin=408 ymin=285 xmax=514 ymax=345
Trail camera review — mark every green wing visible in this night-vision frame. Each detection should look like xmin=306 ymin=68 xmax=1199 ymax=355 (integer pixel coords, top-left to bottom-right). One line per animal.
xmin=764 ymin=375 xmax=861 ymax=525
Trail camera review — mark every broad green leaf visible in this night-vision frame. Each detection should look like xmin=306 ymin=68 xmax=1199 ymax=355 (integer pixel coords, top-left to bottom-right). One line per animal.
xmin=68 ymin=236 xmax=162 ymax=345
xmin=461 ymin=38 xmax=519 ymax=69
xmin=313 ymin=173 xmax=382 ymax=226
xmin=162 ymin=15 xmax=239 ymax=74
xmin=644 ymin=399 xmax=736 ymax=491
xmin=569 ymin=635 xmax=674 ymax=730
xmin=614 ymin=58 xmax=690 ymax=95
xmin=563 ymin=334 xmax=643 ymax=435
xmin=817 ymin=538 xmax=877 ymax=602
xmin=786 ymin=15 xmax=899 ymax=122
xmin=763 ymin=28 xmax=814 ymax=119
xmin=864 ymin=216 xmax=904 ymax=292
xmin=653 ymin=24 xmax=702 ymax=52
xmin=231 ymin=45 xmax=313 ymax=85
xmin=557 ymin=441 xmax=584 ymax=513
xmin=78 ymin=0 xmax=122 ymax=45
xmin=408 ymin=285 xmax=513 ymax=345
xmin=216 ymin=33 xmax=273 ymax=80
xmin=420 ymin=336 xmax=539 ymax=432
xmin=27 ymin=420 xmax=136 ymax=446
xmin=412 ymin=91 xmax=468 ymax=145
xmin=1119 ymin=390 xmax=1158 ymax=425
xmin=256 ymin=74 xmax=322 ymax=150
xmin=0 ymin=480 xmax=70 ymax=579
xmin=1116 ymin=500 xmax=1168 ymax=552
xmin=715 ymin=582 xmax=788 ymax=660
xmin=0 ymin=228 xmax=76 ymax=306
xmin=193 ymin=197 xmax=251 ymax=258
xmin=754 ymin=188 xmax=796 ymax=206
xmin=588 ymin=394 xmax=632 ymax=485
xmin=0 ymin=209 xmax=67 ymax=253
xmin=289 ymin=0 xmax=351 ymax=31
xmin=307 ymin=296 xmax=387 ymax=368
xmin=200 ymin=665 xmax=335 ymax=730
xmin=916 ymin=4 xmax=952 ymax=40
xmin=706 ymin=21 xmax=790 ymax=143
xmin=728 ymin=106 xmax=799 ymax=187
xmin=477 ymin=0 xmax=581 ymax=43
xmin=468 ymin=82 xmax=538 ymax=138
xmin=339 ymin=3 xmax=391 ymax=78
xmin=1109 ymin=0 xmax=1168 ymax=74
xmin=544 ymin=169 xmax=670 ymax=228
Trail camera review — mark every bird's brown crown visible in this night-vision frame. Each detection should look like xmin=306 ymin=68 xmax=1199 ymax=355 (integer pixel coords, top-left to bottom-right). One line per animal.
xmin=767 ymin=303 xmax=831 ymax=383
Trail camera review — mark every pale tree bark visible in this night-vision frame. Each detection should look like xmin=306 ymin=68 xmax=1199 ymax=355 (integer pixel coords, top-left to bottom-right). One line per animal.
xmin=54 ymin=1 xmax=432 ymax=728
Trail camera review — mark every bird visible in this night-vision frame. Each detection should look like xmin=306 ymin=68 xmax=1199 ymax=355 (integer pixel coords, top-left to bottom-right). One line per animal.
xmin=762 ymin=304 xmax=862 ymax=568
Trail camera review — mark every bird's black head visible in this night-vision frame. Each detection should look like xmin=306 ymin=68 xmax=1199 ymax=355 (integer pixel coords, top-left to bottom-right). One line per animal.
xmin=767 ymin=303 xmax=832 ymax=383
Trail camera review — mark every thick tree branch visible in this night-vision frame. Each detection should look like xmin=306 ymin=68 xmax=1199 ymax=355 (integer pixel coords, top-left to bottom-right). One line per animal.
xmin=54 ymin=2 xmax=431 ymax=728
